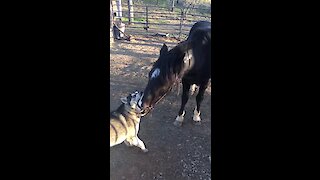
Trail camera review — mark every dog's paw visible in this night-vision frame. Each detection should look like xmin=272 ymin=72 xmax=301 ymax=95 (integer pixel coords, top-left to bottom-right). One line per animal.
xmin=142 ymin=148 xmax=149 ymax=153
xmin=124 ymin=140 xmax=133 ymax=146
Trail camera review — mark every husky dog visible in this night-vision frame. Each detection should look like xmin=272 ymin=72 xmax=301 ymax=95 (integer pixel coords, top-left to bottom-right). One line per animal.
xmin=110 ymin=90 xmax=148 ymax=152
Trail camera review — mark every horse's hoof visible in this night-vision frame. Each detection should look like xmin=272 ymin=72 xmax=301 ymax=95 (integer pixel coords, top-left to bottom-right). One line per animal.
xmin=142 ymin=149 xmax=149 ymax=153
xmin=173 ymin=120 xmax=182 ymax=127
xmin=194 ymin=121 xmax=202 ymax=125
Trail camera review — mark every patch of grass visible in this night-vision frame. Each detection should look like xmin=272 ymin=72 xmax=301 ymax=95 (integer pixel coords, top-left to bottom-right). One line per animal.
xmin=119 ymin=17 xmax=129 ymax=22
xmin=140 ymin=0 xmax=167 ymax=6
xmin=120 ymin=17 xmax=146 ymax=22
xmin=134 ymin=17 xmax=146 ymax=22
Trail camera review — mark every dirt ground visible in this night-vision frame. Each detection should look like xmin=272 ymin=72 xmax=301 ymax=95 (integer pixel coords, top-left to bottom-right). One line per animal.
xmin=110 ymin=35 xmax=212 ymax=180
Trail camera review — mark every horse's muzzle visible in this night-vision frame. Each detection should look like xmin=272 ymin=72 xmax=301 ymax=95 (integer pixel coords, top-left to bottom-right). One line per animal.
xmin=140 ymin=106 xmax=153 ymax=117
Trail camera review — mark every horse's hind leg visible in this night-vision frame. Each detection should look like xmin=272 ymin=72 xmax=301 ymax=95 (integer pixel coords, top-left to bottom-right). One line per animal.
xmin=174 ymin=80 xmax=191 ymax=127
xmin=193 ymin=81 xmax=209 ymax=125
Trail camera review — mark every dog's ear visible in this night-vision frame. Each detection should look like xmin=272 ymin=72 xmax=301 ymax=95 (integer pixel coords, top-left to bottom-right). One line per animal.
xmin=120 ymin=97 xmax=127 ymax=104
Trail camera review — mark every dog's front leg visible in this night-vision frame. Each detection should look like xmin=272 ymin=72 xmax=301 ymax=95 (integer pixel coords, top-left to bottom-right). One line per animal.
xmin=133 ymin=136 xmax=148 ymax=153
xmin=124 ymin=139 xmax=134 ymax=146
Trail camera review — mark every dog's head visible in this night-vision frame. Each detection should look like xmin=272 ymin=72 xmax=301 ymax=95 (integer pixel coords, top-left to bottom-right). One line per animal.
xmin=120 ymin=90 xmax=144 ymax=112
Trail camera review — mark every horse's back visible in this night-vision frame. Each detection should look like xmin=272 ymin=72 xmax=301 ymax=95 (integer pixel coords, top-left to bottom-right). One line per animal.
xmin=188 ymin=21 xmax=211 ymax=37
xmin=188 ymin=21 xmax=211 ymax=49
xmin=185 ymin=21 xmax=211 ymax=82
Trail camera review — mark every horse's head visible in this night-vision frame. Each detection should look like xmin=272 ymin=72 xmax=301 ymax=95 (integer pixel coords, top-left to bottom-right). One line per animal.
xmin=139 ymin=42 xmax=193 ymax=115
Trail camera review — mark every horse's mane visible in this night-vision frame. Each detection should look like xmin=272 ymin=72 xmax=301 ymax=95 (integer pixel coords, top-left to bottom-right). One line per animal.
xmin=151 ymin=41 xmax=192 ymax=82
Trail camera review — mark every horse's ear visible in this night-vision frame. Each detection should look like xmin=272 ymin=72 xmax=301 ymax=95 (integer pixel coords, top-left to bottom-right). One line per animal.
xmin=160 ymin=43 xmax=168 ymax=56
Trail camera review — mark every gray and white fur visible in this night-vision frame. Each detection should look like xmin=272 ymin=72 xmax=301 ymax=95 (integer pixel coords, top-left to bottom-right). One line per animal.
xmin=110 ymin=91 xmax=148 ymax=152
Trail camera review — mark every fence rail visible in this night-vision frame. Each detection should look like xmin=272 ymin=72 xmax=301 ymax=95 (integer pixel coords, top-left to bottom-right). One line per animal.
xmin=129 ymin=3 xmax=211 ymax=11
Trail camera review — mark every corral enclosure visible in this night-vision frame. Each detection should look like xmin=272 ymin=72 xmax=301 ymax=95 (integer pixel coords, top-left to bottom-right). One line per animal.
xmin=110 ymin=1 xmax=212 ymax=179
xmin=111 ymin=0 xmax=211 ymax=39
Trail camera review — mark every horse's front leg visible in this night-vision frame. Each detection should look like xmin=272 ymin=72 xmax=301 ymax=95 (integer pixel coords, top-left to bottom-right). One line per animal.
xmin=174 ymin=80 xmax=191 ymax=127
xmin=193 ymin=81 xmax=209 ymax=125
xmin=190 ymin=84 xmax=198 ymax=95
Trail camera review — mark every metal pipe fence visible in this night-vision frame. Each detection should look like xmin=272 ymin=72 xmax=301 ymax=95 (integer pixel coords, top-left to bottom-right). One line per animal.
xmin=111 ymin=1 xmax=211 ymax=40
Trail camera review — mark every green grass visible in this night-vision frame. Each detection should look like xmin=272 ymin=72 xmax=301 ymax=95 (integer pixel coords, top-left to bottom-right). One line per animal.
xmin=134 ymin=17 xmax=146 ymax=22
xmin=120 ymin=17 xmax=146 ymax=22
xmin=121 ymin=16 xmax=167 ymax=24
xmin=140 ymin=0 xmax=167 ymax=6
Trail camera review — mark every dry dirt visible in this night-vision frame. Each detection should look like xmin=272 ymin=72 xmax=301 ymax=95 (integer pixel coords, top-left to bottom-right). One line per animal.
xmin=110 ymin=35 xmax=212 ymax=180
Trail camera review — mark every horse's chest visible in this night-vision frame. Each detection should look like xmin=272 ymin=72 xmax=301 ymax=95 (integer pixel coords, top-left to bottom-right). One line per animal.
xmin=183 ymin=66 xmax=210 ymax=83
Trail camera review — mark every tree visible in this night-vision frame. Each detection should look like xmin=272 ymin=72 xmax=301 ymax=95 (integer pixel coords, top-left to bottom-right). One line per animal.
xmin=177 ymin=0 xmax=201 ymax=39
xmin=180 ymin=0 xmax=200 ymax=15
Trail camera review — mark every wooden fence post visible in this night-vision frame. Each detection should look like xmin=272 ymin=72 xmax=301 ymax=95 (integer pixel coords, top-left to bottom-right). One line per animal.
xmin=145 ymin=6 xmax=149 ymax=31
xmin=110 ymin=1 xmax=114 ymax=45
xmin=128 ymin=0 xmax=134 ymax=24
xmin=115 ymin=0 xmax=122 ymax=18
xmin=178 ymin=10 xmax=184 ymax=39
xmin=171 ymin=0 xmax=175 ymax=12
xmin=167 ymin=0 xmax=171 ymax=11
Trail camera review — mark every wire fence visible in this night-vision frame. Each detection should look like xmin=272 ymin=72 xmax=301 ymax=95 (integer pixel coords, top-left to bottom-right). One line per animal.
xmin=111 ymin=1 xmax=211 ymax=40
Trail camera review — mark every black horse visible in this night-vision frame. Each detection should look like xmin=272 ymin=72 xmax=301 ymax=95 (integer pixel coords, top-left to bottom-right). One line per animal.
xmin=139 ymin=21 xmax=211 ymax=126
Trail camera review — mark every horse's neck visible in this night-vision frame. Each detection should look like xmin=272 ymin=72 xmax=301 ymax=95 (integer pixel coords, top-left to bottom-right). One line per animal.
xmin=179 ymin=49 xmax=193 ymax=77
